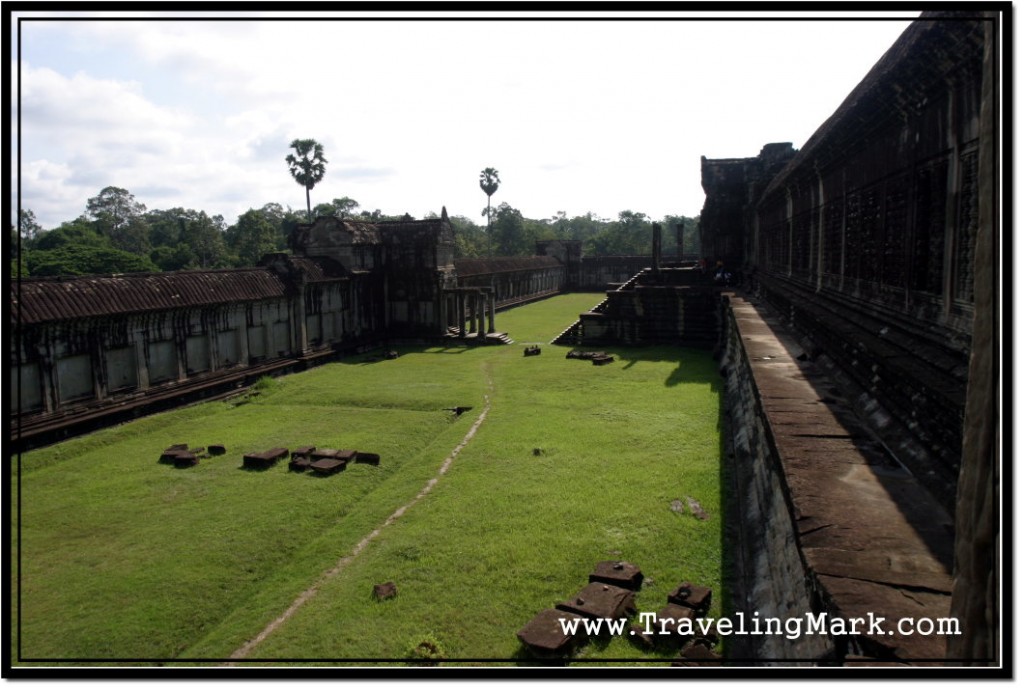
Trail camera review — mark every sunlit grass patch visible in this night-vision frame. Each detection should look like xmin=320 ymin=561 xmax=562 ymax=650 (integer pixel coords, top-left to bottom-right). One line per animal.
xmin=13 ymin=292 xmax=722 ymax=665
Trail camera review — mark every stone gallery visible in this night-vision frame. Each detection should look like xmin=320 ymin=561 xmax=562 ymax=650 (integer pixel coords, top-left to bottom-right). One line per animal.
xmin=9 ymin=11 xmax=1000 ymax=665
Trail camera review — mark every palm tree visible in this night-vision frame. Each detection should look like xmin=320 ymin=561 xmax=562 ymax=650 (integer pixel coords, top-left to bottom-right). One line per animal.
xmin=479 ymin=167 xmax=500 ymax=255
xmin=286 ymin=139 xmax=328 ymax=221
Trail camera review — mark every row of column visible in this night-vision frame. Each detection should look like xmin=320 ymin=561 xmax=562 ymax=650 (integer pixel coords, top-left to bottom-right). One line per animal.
xmin=442 ymin=287 xmax=496 ymax=338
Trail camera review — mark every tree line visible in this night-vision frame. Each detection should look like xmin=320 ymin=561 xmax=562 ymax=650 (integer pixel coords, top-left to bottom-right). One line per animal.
xmin=11 ymin=188 xmax=699 ymax=278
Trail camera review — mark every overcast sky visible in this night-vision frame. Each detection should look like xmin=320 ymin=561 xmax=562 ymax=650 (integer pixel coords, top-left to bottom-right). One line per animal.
xmin=11 ymin=9 xmax=918 ymax=231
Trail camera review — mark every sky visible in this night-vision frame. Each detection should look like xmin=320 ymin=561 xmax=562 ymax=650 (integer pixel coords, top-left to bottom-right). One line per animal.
xmin=10 ymin=9 xmax=919 ymax=231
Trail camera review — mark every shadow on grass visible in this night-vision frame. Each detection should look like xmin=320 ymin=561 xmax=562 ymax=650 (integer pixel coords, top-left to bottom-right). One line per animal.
xmin=346 ymin=345 xmax=475 ymax=366
xmin=564 ymin=344 xmax=721 ymax=388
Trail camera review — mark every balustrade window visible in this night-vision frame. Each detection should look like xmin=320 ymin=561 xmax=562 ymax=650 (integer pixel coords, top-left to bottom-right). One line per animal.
xmin=911 ymin=159 xmax=948 ymax=295
xmin=954 ymin=147 xmax=980 ymax=302
xmin=881 ymin=176 xmax=910 ymax=288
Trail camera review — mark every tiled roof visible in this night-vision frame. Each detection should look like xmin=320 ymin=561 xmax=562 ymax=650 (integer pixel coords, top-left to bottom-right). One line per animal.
xmin=12 ymin=269 xmax=288 ymax=325
xmin=454 ymin=255 xmax=562 ymax=277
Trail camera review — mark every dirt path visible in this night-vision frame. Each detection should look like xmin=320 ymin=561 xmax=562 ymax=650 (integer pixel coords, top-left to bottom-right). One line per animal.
xmin=226 ymin=369 xmax=493 ymax=662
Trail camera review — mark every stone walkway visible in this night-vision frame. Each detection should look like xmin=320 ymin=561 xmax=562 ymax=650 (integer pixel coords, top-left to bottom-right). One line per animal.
xmin=727 ymin=294 xmax=955 ymax=661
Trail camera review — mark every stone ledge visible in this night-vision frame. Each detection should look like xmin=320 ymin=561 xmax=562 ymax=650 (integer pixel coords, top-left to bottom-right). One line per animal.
xmin=725 ymin=292 xmax=954 ymax=663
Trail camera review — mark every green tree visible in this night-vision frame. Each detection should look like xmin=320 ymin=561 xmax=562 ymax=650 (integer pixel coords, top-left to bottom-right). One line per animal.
xmin=259 ymin=202 xmax=305 ymax=249
xmin=18 ymin=209 xmax=43 ymax=240
xmin=86 ymin=186 xmax=150 ymax=254
xmin=449 ymin=214 xmax=487 ymax=258
xmin=28 ymin=244 xmax=158 ymax=276
xmin=31 ymin=217 xmax=107 ymax=251
xmin=491 ymin=202 xmax=527 ymax=256
xmin=150 ymin=243 xmax=196 ymax=271
xmin=227 ymin=209 xmax=279 ymax=267
xmin=286 ymin=139 xmax=328 ymax=221
xmin=181 ymin=212 xmax=228 ymax=268
xmin=588 ymin=210 xmax=650 ymax=256
xmin=312 ymin=196 xmax=360 ymax=219
xmin=479 ymin=167 xmax=500 ymax=255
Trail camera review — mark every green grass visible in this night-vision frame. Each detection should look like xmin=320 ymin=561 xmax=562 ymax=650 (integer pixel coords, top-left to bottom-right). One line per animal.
xmin=12 ymin=292 xmax=723 ymax=666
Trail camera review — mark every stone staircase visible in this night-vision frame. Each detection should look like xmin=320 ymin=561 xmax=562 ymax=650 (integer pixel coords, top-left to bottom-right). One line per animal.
xmin=444 ymin=326 xmax=513 ymax=345
xmin=551 ymin=270 xmax=647 ymax=346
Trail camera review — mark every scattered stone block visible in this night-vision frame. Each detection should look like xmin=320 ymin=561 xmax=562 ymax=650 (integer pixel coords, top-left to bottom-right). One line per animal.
xmin=556 ymin=582 xmax=636 ymax=620
xmin=289 ymin=446 xmax=316 ymax=472
xmin=685 ymin=496 xmax=709 ymax=520
xmin=629 ymin=624 xmax=656 ymax=649
xmin=355 ymin=452 xmax=381 ymax=465
xmin=309 ymin=457 xmax=347 ymax=475
xmin=384 ymin=350 xmax=399 ymax=360
xmin=173 ymin=452 xmax=198 ymax=469
xmin=672 ymin=640 xmax=722 ymax=666
xmin=291 ymin=445 xmax=316 ymax=460
xmin=517 ymin=608 xmax=587 ymax=656
xmin=667 ymin=582 xmax=712 ymax=613
xmin=524 ymin=345 xmax=541 ymax=357
xmin=592 ymin=355 xmax=615 ymax=366
xmin=589 ymin=560 xmax=644 ymax=591
xmin=207 ymin=444 xmax=227 ymax=456
xmin=159 ymin=443 xmax=189 ymax=464
xmin=373 ymin=582 xmax=397 ymax=600
xmin=289 ymin=456 xmax=312 ymax=472
xmin=242 ymin=447 xmax=288 ymax=470
xmin=651 ymin=603 xmax=696 ymax=639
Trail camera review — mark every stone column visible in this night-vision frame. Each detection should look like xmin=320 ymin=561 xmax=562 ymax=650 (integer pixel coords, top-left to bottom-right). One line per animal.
xmin=652 ymin=222 xmax=662 ymax=273
xmin=468 ymin=292 xmax=477 ymax=335
xmin=477 ymin=291 xmax=487 ymax=339
xmin=458 ymin=292 xmax=467 ymax=338
xmin=39 ymin=337 xmax=56 ymax=414
xmin=134 ymin=329 xmax=150 ymax=390
xmin=439 ymin=290 xmax=449 ymax=335
xmin=487 ymin=289 xmax=496 ymax=334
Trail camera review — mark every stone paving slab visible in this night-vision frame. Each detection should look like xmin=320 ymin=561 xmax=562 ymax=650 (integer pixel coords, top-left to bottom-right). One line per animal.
xmin=727 ymin=294 xmax=954 ymax=663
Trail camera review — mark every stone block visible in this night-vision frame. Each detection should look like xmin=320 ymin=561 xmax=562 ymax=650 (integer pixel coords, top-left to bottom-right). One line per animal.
xmin=291 ymin=445 xmax=316 ymax=460
xmin=517 ymin=608 xmax=587 ymax=655
xmin=355 ymin=452 xmax=381 ymax=465
xmin=589 ymin=560 xmax=644 ymax=591
xmin=651 ymin=603 xmax=696 ymax=639
xmin=556 ymin=582 xmax=636 ymax=620
xmin=667 ymin=582 xmax=712 ymax=613
xmin=373 ymin=582 xmax=397 ymax=600
xmin=289 ymin=456 xmax=312 ymax=472
xmin=242 ymin=447 xmax=288 ymax=470
xmin=672 ymin=640 xmax=722 ymax=666
xmin=309 ymin=457 xmax=347 ymax=475
xmin=173 ymin=453 xmax=198 ymax=468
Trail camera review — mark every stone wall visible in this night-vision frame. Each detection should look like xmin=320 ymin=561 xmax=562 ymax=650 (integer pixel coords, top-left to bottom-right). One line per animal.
xmin=720 ymin=293 xmax=955 ymax=663
xmin=699 ymin=15 xmax=992 ymax=512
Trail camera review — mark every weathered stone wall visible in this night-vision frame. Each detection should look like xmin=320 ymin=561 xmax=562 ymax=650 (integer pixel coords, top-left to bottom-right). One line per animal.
xmin=579 ymin=255 xmax=650 ymax=290
xmin=719 ymin=297 xmax=832 ymax=663
xmin=454 ymin=256 xmax=566 ymax=310
xmin=699 ymin=15 xmax=991 ymax=512
xmin=720 ymin=293 xmax=955 ymax=663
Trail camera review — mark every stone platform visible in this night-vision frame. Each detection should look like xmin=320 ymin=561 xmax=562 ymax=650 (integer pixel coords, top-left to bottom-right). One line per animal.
xmin=722 ymin=292 xmax=954 ymax=663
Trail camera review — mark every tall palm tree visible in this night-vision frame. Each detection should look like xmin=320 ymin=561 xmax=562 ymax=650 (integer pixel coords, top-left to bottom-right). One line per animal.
xmin=479 ymin=167 xmax=500 ymax=255
xmin=286 ymin=139 xmax=328 ymax=221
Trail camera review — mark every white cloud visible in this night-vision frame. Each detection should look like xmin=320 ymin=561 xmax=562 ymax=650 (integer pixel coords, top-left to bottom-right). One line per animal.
xmin=12 ymin=12 xmax=917 ymax=231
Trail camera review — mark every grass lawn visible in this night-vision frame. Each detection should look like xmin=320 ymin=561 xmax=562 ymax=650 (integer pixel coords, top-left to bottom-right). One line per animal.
xmin=12 ymin=292 xmax=723 ymax=666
